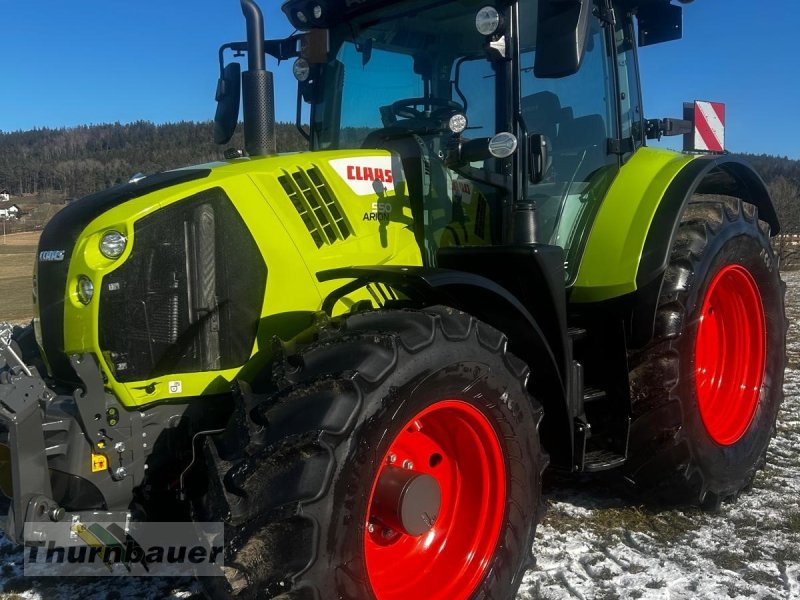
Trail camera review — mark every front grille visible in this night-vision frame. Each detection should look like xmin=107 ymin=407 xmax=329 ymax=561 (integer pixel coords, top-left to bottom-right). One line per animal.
xmin=278 ymin=166 xmax=351 ymax=248
xmin=99 ymin=188 xmax=266 ymax=382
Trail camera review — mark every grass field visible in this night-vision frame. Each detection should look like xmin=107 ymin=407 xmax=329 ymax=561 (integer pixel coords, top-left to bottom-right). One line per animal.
xmin=0 ymin=232 xmax=38 ymax=324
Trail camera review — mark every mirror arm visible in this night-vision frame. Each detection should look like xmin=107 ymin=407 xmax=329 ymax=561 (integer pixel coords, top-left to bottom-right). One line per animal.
xmin=445 ymin=138 xmax=512 ymax=192
xmin=265 ymin=35 xmax=301 ymax=61
xmin=645 ymin=118 xmax=692 ymax=141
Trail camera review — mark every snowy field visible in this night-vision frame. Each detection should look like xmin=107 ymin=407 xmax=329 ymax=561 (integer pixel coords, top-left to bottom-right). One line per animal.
xmin=1 ymin=272 xmax=798 ymax=600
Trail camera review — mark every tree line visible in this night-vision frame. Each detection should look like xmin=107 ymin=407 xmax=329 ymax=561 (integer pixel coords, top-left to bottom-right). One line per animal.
xmin=738 ymin=154 xmax=800 ymax=234
xmin=0 ymin=121 xmax=306 ymax=199
xmin=0 ymin=121 xmax=798 ymax=231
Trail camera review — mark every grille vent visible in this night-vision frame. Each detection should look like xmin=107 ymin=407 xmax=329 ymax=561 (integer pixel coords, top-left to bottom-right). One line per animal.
xmin=278 ymin=167 xmax=351 ymax=248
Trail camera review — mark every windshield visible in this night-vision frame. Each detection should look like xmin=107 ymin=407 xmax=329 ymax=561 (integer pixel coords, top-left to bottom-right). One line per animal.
xmin=311 ymin=0 xmax=497 ymax=150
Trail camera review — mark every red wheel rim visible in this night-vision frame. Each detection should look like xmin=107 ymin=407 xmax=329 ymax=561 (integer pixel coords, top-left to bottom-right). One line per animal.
xmin=695 ymin=264 xmax=766 ymax=445
xmin=364 ymin=400 xmax=506 ymax=600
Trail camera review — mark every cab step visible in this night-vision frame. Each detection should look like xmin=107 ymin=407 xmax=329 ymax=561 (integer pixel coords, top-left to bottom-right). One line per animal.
xmin=583 ymin=386 xmax=607 ymax=403
xmin=583 ymin=449 xmax=626 ymax=472
xmin=568 ymin=327 xmax=588 ymax=342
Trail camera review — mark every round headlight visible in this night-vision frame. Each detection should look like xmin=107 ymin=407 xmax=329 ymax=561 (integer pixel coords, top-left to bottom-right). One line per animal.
xmin=448 ymin=113 xmax=468 ymax=134
xmin=312 ymin=4 xmax=323 ymax=19
xmin=488 ymin=132 xmax=518 ymax=158
xmin=476 ymin=6 xmax=501 ymax=36
xmin=100 ymin=231 xmax=127 ymax=259
xmin=77 ymin=276 xmax=94 ymax=305
xmin=296 ymin=10 xmax=307 ymax=24
xmin=293 ymin=58 xmax=311 ymax=82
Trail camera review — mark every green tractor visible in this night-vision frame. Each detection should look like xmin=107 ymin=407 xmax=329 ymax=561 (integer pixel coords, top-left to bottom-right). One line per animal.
xmin=0 ymin=0 xmax=785 ymax=598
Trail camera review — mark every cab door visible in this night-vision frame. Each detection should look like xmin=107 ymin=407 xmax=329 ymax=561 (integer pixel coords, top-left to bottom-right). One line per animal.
xmin=518 ymin=0 xmax=622 ymax=282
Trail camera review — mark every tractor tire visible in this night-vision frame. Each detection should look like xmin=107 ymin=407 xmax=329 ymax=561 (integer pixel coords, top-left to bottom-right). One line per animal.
xmin=626 ymin=195 xmax=785 ymax=508
xmin=198 ymin=306 xmax=547 ymax=600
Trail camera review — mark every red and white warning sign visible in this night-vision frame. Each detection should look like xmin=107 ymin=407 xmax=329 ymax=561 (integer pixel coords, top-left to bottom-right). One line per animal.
xmin=693 ymin=101 xmax=726 ymax=153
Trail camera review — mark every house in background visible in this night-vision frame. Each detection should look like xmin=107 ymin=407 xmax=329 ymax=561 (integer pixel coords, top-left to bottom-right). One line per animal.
xmin=0 ymin=205 xmax=21 ymax=220
xmin=0 ymin=190 xmax=10 ymax=202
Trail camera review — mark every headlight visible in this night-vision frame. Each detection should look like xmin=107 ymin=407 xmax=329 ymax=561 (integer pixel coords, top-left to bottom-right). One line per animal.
xmin=100 ymin=231 xmax=127 ymax=259
xmin=77 ymin=276 xmax=94 ymax=305
xmin=475 ymin=6 xmax=501 ymax=36
xmin=293 ymin=58 xmax=311 ymax=82
xmin=448 ymin=113 xmax=468 ymax=134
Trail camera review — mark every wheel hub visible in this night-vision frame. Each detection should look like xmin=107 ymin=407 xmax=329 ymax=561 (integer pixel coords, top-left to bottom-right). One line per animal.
xmin=370 ymin=467 xmax=441 ymax=537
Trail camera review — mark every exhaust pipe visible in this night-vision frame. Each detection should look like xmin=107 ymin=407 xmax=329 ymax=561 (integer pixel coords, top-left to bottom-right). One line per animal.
xmin=240 ymin=0 xmax=276 ymax=156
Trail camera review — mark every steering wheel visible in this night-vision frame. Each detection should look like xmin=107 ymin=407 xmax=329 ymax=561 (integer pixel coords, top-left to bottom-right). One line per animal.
xmin=390 ymin=97 xmax=465 ymax=123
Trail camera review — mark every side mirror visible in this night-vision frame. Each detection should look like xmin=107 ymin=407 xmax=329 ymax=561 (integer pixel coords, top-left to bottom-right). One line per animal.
xmin=529 ymin=133 xmax=550 ymax=184
xmin=534 ymin=0 xmax=591 ymax=78
xmin=214 ymin=62 xmax=242 ymax=145
xmin=638 ymin=3 xmax=683 ymax=47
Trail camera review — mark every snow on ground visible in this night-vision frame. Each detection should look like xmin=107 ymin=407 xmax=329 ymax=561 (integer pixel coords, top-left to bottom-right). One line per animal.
xmin=1 ymin=272 xmax=798 ymax=599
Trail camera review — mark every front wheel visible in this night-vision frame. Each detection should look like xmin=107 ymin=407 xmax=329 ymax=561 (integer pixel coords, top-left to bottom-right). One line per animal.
xmin=199 ymin=307 xmax=546 ymax=599
xmin=626 ymin=196 xmax=785 ymax=507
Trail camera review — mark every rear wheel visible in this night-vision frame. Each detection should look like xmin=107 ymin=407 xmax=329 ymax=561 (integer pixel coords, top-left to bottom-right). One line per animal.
xmin=626 ymin=196 xmax=785 ymax=507
xmin=198 ymin=307 xmax=546 ymax=599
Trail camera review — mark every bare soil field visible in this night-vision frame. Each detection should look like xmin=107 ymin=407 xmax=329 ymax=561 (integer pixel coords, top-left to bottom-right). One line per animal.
xmin=0 ymin=261 xmax=797 ymax=599
xmin=0 ymin=231 xmax=38 ymax=324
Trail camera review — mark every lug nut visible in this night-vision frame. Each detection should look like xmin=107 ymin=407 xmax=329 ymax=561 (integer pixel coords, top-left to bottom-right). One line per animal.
xmin=388 ymin=454 xmax=397 ymax=464
xmin=402 ymin=460 xmax=414 ymax=470
xmin=367 ymin=523 xmax=375 ymax=533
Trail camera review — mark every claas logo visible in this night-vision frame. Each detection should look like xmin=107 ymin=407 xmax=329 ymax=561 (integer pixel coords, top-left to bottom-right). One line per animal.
xmin=347 ymin=165 xmax=393 ymax=183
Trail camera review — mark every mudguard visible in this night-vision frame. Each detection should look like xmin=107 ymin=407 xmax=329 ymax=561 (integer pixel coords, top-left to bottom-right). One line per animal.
xmin=572 ymin=148 xmax=779 ymax=304
xmin=318 ymin=265 xmax=577 ymax=464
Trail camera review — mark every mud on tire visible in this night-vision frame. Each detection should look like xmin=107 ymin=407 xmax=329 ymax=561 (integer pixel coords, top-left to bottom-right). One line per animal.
xmin=197 ymin=306 xmax=547 ymax=600
xmin=626 ymin=195 xmax=786 ymax=508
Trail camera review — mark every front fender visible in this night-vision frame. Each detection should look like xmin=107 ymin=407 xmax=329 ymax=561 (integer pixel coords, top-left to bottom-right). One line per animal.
xmin=318 ymin=265 xmax=575 ymax=463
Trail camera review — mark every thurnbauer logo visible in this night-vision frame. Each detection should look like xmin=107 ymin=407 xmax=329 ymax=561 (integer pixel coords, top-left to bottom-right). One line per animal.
xmin=39 ymin=250 xmax=65 ymax=262
xmin=24 ymin=520 xmax=224 ymax=577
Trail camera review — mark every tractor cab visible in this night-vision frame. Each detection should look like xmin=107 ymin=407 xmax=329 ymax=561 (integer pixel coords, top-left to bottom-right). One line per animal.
xmin=270 ymin=0 xmax=681 ymax=280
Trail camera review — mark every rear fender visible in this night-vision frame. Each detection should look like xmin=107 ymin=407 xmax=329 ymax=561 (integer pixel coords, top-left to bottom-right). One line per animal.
xmin=571 ymin=149 xmax=779 ymax=304
xmin=629 ymin=156 xmax=779 ymax=348
xmin=575 ymin=151 xmax=779 ymax=348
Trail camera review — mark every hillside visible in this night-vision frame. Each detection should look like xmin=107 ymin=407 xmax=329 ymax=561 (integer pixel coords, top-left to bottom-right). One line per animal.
xmin=0 ymin=121 xmax=306 ymax=201
xmin=0 ymin=121 xmax=798 ymax=231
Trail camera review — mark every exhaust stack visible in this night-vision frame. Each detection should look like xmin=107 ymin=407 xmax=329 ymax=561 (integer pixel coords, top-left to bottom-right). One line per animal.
xmin=240 ymin=0 xmax=276 ymax=156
